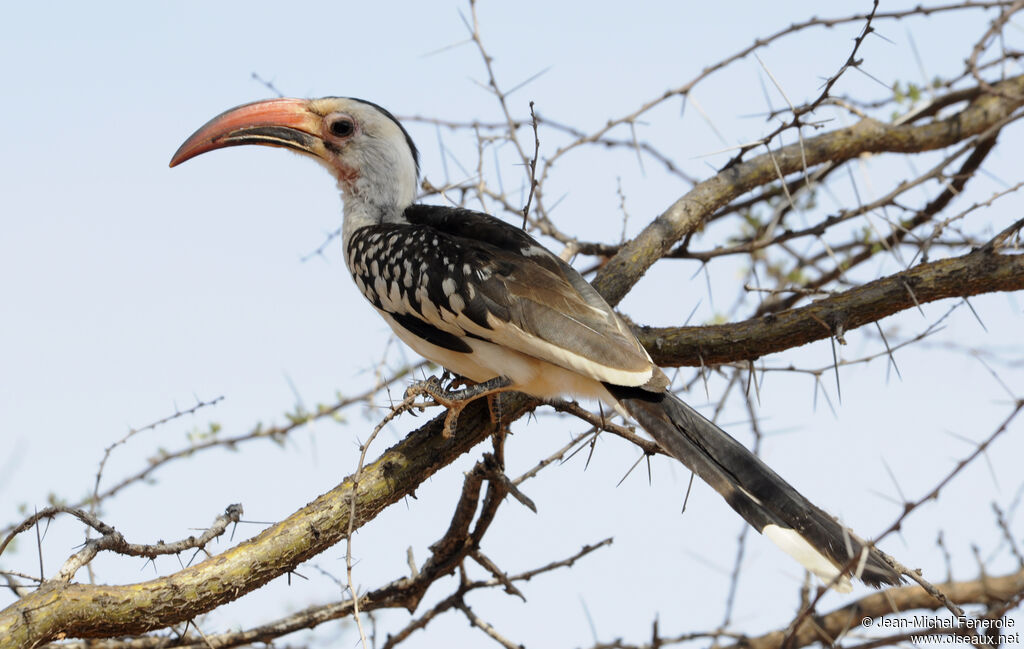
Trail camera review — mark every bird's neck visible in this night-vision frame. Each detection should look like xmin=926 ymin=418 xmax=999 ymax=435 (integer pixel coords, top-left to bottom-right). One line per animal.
xmin=341 ymin=198 xmax=402 ymax=236
xmin=339 ymin=179 xmax=414 ymax=269
xmin=335 ymin=137 xmax=418 ymax=263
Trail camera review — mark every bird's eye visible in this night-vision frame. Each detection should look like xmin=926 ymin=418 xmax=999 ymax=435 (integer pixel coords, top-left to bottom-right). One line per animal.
xmin=328 ymin=116 xmax=355 ymax=138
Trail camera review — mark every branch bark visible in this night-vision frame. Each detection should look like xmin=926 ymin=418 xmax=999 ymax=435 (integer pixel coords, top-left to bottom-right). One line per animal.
xmin=720 ymin=565 xmax=1024 ymax=649
xmin=636 ymin=247 xmax=1024 ymax=367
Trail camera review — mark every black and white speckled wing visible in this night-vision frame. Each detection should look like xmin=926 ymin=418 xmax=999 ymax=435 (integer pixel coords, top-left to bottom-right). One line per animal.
xmin=345 ymin=205 xmax=665 ymax=390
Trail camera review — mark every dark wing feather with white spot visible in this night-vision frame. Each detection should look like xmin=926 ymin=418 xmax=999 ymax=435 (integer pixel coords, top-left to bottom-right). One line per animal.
xmin=346 ymin=205 xmax=664 ymax=389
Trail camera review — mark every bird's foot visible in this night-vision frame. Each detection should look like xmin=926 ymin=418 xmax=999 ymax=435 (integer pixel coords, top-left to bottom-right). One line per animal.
xmin=406 ymin=375 xmax=513 ymax=437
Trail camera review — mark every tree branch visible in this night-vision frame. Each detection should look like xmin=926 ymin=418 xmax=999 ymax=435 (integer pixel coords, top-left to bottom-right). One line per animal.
xmin=719 ymin=565 xmax=1024 ymax=649
xmin=593 ymin=75 xmax=1024 ymax=306
xmin=0 ymin=396 xmax=534 ymax=646
xmin=637 ymin=247 xmax=1024 ymax=367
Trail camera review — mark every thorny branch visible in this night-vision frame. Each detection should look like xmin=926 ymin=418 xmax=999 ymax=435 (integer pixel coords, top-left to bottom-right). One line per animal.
xmin=0 ymin=505 xmax=243 ymax=583
xmin=4 ymin=2 xmax=1024 ymax=649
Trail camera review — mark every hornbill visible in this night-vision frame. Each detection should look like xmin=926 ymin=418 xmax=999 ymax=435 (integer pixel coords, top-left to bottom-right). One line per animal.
xmin=170 ymin=96 xmax=901 ymax=591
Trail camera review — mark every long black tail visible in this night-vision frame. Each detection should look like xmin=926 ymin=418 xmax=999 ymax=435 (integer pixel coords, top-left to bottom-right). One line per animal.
xmin=606 ymin=384 xmax=901 ymax=590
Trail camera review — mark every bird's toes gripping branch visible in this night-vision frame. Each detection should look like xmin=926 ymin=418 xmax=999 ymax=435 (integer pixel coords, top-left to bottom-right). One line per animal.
xmin=405 ymin=375 xmax=514 ymax=437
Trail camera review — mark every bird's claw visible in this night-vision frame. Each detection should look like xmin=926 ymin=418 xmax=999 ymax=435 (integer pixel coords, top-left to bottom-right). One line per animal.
xmin=405 ymin=375 xmax=513 ymax=438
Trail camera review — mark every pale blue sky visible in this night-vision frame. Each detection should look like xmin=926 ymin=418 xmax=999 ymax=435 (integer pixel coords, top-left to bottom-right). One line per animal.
xmin=2 ymin=2 xmax=1023 ymax=646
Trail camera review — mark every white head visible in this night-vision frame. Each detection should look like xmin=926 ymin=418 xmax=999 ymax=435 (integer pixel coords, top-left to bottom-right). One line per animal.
xmin=170 ymin=96 xmax=420 ymax=226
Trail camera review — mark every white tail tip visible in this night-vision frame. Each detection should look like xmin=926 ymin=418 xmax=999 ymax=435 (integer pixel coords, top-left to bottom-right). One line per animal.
xmin=763 ymin=524 xmax=853 ymax=593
